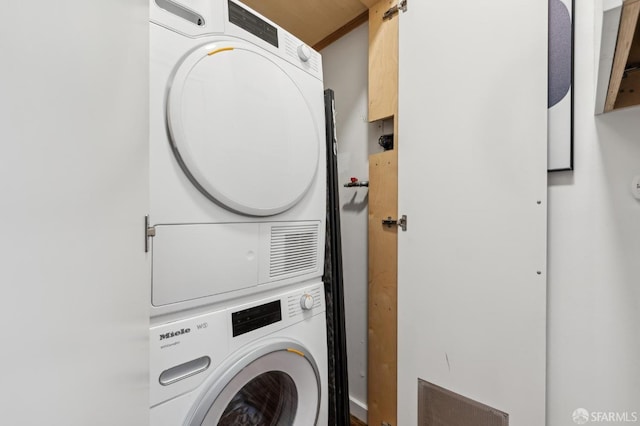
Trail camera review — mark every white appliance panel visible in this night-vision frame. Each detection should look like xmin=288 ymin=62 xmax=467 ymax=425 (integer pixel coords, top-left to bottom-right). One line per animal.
xmin=152 ymin=224 xmax=259 ymax=306
xmin=151 ymin=221 xmax=322 ymax=307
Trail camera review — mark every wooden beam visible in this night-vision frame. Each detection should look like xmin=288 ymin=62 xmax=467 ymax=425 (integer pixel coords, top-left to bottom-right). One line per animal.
xmin=604 ymin=0 xmax=640 ymax=111
xmin=368 ymin=0 xmax=399 ymax=122
xmin=614 ymin=1 xmax=640 ymax=108
xmin=368 ymin=149 xmax=398 ymax=426
xmin=314 ymin=10 xmax=369 ymax=51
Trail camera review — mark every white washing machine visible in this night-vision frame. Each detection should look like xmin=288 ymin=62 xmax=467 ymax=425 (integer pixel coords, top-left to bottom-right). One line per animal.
xmin=150 ymin=281 xmax=328 ymax=425
xmin=149 ymin=0 xmax=326 ymax=316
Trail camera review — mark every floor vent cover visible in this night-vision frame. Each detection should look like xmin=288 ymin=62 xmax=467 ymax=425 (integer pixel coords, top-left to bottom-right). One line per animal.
xmin=418 ymin=380 xmax=509 ymax=426
xmin=269 ymin=224 xmax=319 ymax=278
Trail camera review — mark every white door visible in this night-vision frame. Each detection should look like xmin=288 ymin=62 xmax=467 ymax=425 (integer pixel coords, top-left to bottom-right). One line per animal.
xmin=0 ymin=1 xmax=149 ymax=425
xmin=397 ymin=1 xmax=548 ymax=425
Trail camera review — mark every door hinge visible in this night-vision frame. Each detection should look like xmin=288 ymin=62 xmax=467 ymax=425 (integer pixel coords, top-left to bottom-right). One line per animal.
xmin=383 ymin=0 xmax=407 ymax=20
xmin=382 ymin=214 xmax=407 ymax=231
xmin=145 ymin=215 xmax=156 ymax=253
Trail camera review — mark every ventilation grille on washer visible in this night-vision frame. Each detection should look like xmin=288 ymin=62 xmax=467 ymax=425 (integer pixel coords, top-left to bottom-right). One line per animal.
xmin=269 ymin=224 xmax=319 ymax=279
xmin=418 ymin=379 xmax=509 ymax=426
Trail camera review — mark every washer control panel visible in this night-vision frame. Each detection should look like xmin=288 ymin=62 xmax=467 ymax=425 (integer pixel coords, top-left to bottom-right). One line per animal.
xmin=287 ymin=286 xmax=322 ymax=318
xmin=150 ymin=282 xmax=325 ymax=406
xmin=232 ymin=300 xmax=282 ymax=337
xmin=300 ymin=294 xmax=314 ymax=310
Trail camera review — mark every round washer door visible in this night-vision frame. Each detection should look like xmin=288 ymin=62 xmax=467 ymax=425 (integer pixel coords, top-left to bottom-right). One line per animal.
xmin=187 ymin=343 xmax=321 ymax=426
xmin=167 ymin=41 xmax=320 ymax=216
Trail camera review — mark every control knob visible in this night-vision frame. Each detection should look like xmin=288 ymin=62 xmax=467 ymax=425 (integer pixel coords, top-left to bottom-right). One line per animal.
xmin=300 ymin=294 xmax=314 ymax=310
xmin=297 ymin=44 xmax=312 ymax=62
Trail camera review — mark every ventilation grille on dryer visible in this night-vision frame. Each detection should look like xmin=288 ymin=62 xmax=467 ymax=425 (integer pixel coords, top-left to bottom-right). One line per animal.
xmin=270 ymin=224 xmax=319 ymax=279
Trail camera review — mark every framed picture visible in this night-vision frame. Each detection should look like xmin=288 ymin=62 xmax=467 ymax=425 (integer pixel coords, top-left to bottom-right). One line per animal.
xmin=548 ymin=0 xmax=574 ymax=171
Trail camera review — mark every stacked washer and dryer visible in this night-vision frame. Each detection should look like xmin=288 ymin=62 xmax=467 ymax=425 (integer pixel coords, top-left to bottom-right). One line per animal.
xmin=148 ymin=0 xmax=328 ymax=424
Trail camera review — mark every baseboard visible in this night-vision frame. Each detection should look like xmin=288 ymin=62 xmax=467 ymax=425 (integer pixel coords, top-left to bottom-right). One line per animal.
xmin=349 ymin=395 xmax=368 ymax=423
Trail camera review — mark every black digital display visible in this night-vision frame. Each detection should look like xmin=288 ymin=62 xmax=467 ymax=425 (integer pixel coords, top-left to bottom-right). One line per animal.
xmin=232 ymin=300 xmax=282 ymax=337
xmin=228 ymin=0 xmax=279 ymax=48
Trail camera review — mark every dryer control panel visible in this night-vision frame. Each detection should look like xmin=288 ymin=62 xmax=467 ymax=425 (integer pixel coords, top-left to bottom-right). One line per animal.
xmin=228 ymin=0 xmax=278 ymax=48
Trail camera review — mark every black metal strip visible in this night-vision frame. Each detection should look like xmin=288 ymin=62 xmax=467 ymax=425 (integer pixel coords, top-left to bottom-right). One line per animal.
xmin=323 ymin=89 xmax=351 ymax=426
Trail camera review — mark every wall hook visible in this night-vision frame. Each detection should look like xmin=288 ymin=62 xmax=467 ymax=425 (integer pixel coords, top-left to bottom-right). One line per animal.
xmin=344 ymin=177 xmax=369 ymax=187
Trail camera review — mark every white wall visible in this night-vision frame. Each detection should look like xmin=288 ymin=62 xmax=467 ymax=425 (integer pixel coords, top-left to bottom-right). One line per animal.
xmin=0 ymin=1 xmax=150 ymax=424
xmin=547 ymin=1 xmax=640 ymax=423
xmin=321 ymin=23 xmax=384 ymax=421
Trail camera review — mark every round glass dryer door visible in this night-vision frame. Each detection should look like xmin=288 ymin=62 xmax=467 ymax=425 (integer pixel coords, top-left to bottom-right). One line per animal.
xmin=190 ymin=346 xmax=320 ymax=425
xmin=167 ymin=41 xmax=320 ymax=216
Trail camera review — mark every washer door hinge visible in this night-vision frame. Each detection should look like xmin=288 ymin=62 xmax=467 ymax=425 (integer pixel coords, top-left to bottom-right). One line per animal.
xmin=145 ymin=215 xmax=156 ymax=253
xmin=383 ymin=0 xmax=408 ymax=20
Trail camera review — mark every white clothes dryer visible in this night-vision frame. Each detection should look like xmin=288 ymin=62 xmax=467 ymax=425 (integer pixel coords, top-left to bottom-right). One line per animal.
xmin=150 ymin=282 xmax=328 ymax=425
xmin=149 ymin=0 xmax=326 ymax=316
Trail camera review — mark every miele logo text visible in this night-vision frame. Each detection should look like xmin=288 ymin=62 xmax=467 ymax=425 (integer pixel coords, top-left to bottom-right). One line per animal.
xmin=159 ymin=328 xmax=191 ymax=341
